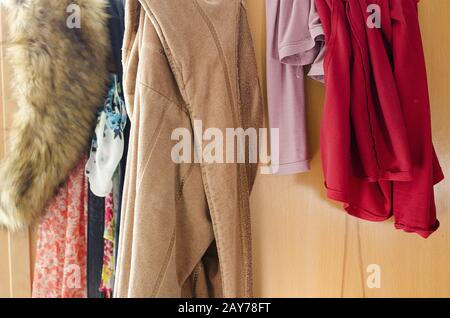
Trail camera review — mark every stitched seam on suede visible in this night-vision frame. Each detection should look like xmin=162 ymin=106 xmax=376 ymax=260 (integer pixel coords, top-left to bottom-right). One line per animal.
xmin=241 ymin=2 xmax=259 ymax=296
xmin=138 ymin=81 xmax=188 ymax=115
xmin=191 ymin=263 xmax=201 ymax=296
xmin=135 ymin=98 xmax=191 ymax=195
xmin=235 ymin=3 xmax=246 ymax=297
xmin=191 ymin=0 xmax=241 ymax=297
xmin=143 ymin=4 xmax=189 ymax=111
xmin=176 ymin=164 xmax=195 ymax=200
xmin=123 ymin=0 xmax=141 ymax=63
xmin=237 ymin=26 xmax=247 ymax=301
xmin=151 ymin=164 xmax=196 ymax=297
xmin=141 ymin=45 xmax=166 ymax=57
xmin=237 ymin=3 xmax=253 ymax=297
xmin=143 ymin=3 xmax=187 ymax=96
xmin=152 ymin=226 xmax=176 ymax=297
xmin=192 ymin=0 xmax=240 ymax=125
xmin=196 ymin=167 xmax=226 ymax=295
xmin=240 ymin=164 xmax=252 ymax=296
xmin=135 ymin=92 xmax=173 ymax=190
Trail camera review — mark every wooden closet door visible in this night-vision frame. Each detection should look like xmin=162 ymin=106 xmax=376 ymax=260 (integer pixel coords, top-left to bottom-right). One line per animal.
xmin=247 ymin=0 xmax=450 ymax=297
xmin=0 ymin=6 xmax=32 ymax=298
xmin=0 ymin=0 xmax=449 ymax=298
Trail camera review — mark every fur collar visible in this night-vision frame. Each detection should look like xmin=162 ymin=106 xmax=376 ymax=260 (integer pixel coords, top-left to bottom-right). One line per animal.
xmin=0 ymin=0 xmax=110 ymax=230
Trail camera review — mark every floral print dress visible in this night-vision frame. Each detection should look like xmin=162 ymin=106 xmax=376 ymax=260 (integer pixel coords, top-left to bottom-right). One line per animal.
xmin=32 ymin=156 xmax=89 ymax=298
xmin=99 ymin=172 xmax=120 ymax=298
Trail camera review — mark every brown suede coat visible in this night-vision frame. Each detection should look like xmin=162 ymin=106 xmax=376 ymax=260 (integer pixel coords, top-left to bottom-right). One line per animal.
xmin=115 ymin=0 xmax=263 ymax=298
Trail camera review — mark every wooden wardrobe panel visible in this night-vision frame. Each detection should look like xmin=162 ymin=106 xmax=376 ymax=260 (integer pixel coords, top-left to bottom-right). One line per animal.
xmin=247 ymin=0 xmax=351 ymax=298
xmin=0 ymin=231 xmax=10 ymax=297
xmin=0 ymin=6 xmax=32 ymax=299
xmin=0 ymin=6 xmax=9 ymax=298
xmin=247 ymin=0 xmax=450 ymax=298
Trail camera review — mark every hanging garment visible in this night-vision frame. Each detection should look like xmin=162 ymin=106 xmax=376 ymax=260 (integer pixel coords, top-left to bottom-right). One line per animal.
xmin=86 ymin=75 xmax=128 ymax=197
xmin=32 ymin=157 xmax=89 ymax=298
xmin=87 ymin=0 xmax=128 ymax=298
xmin=85 ymin=76 xmax=127 ymax=297
xmin=112 ymin=168 xmax=123 ymax=265
xmin=108 ymin=0 xmax=126 ymax=82
xmin=87 ymin=190 xmax=105 ymax=299
xmin=99 ymin=192 xmax=115 ymax=298
xmin=115 ymin=0 xmax=263 ymax=297
xmin=316 ymin=0 xmax=444 ymax=237
xmin=105 ymin=0 xmax=128 ymax=266
xmin=0 ymin=0 xmax=110 ymax=231
xmin=99 ymin=170 xmax=120 ymax=298
xmin=265 ymin=0 xmax=325 ymax=175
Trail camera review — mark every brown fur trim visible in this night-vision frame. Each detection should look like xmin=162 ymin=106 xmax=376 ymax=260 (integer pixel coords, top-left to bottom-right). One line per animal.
xmin=0 ymin=0 xmax=110 ymax=230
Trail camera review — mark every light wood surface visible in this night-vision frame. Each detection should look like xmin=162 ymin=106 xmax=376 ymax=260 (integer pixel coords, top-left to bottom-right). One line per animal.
xmin=247 ymin=0 xmax=450 ymax=298
xmin=0 ymin=6 xmax=32 ymax=298
xmin=0 ymin=0 xmax=449 ymax=298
